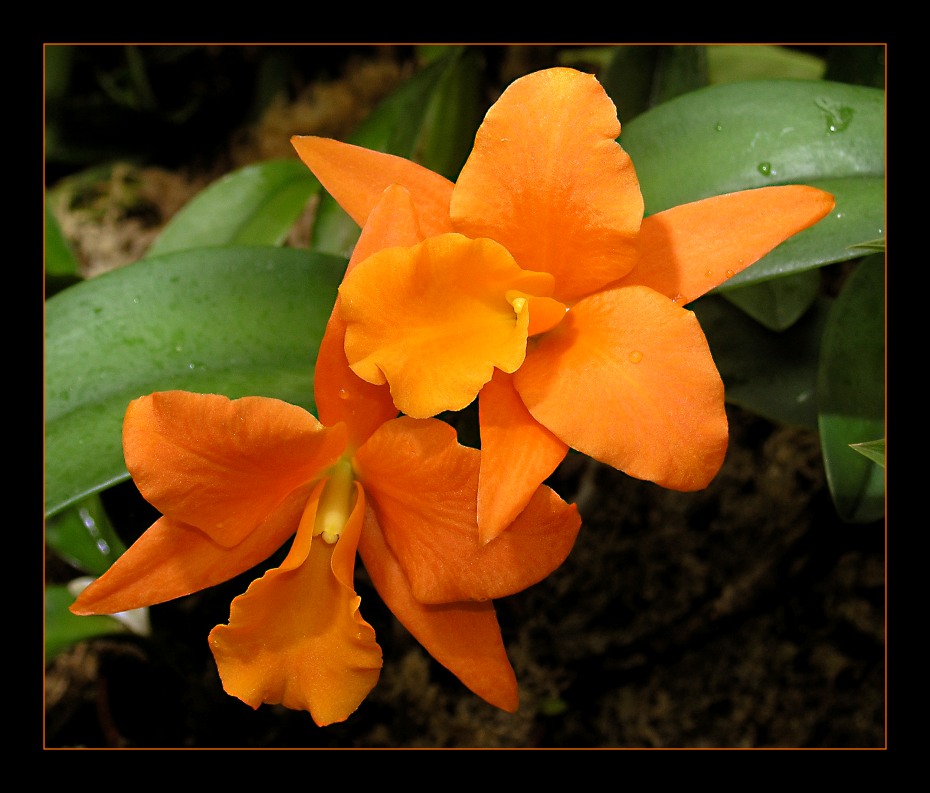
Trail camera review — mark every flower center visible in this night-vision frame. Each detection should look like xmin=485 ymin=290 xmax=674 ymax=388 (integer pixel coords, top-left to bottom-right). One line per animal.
xmin=313 ymin=457 xmax=356 ymax=544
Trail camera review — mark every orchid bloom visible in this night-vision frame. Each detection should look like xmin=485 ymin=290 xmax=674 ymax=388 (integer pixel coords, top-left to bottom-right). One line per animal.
xmin=70 ymin=184 xmax=581 ymax=727
xmin=291 ymin=66 xmax=836 ymax=543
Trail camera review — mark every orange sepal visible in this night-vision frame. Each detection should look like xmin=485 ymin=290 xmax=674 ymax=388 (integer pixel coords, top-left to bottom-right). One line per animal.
xmin=290 ymin=135 xmax=455 ymax=237
xmin=355 ymin=417 xmax=580 ymax=604
xmin=477 ymin=370 xmax=569 ymax=543
xmin=339 ymin=234 xmax=548 ymax=418
xmin=620 ymin=185 xmax=836 ymax=304
xmin=123 ymin=392 xmax=347 ymax=547
xmin=70 ymin=483 xmax=313 ymax=616
xmin=209 ymin=480 xmax=381 ymax=727
xmin=450 ymin=67 xmax=643 ymax=303
xmin=314 ymin=185 xmax=425 ymax=442
xmin=514 ymin=285 xmax=728 ymax=491
xmin=358 ymin=504 xmax=518 ymax=713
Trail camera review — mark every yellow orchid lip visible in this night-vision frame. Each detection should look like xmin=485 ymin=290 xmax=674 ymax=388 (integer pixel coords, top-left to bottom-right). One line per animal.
xmin=338 ymin=233 xmax=559 ymax=419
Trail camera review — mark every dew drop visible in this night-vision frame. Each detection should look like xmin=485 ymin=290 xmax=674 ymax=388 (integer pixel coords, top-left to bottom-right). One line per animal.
xmin=338 ymin=388 xmax=350 ymax=400
xmin=757 ymin=162 xmax=773 ymax=177
xmin=714 ymin=122 xmax=723 ymax=132
xmin=725 ymin=269 xmax=735 ymax=279
xmin=671 ymin=293 xmax=685 ymax=304
xmin=815 ymin=97 xmax=854 ymax=134
xmin=629 ymin=350 xmax=643 ymax=364
xmin=705 ymin=270 xmax=713 ymax=278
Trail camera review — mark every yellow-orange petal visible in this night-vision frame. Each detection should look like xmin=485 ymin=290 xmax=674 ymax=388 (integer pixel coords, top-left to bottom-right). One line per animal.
xmin=314 ymin=185 xmax=423 ymax=443
xmin=514 ymin=285 xmax=728 ymax=491
xmin=123 ymin=392 xmax=347 ymax=547
xmin=358 ymin=505 xmax=518 ymax=712
xmin=70 ymin=482 xmax=313 ymax=615
xmin=477 ymin=369 xmax=569 ymax=543
xmin=209 ymin=480 xmax=381 ymax=727
xmin=450 ymin=67 xmax=643 ymax=304
xmin=620 ymin=185 xmax=836 ymax=304
xmin=354 ymin=416 xmax=580 ymax=604
xmin=339 ymin=234 xmax=553 ymax=418
xmin=290 ymin=135 xmax=455 ymax=237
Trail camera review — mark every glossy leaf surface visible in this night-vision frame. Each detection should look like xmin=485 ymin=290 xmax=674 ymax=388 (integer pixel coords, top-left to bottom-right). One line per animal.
xmin=46 ymin=494 xmax=128 ymax=576
xmin=45 ymin=246 xmax=345 ymax=517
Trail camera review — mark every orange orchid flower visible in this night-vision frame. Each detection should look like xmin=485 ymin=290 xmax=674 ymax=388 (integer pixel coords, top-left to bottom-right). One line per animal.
xmin=70 ymin=184 xmax=581 ymax=727
xmin=291 ymin=66 xmax=836 ymax=544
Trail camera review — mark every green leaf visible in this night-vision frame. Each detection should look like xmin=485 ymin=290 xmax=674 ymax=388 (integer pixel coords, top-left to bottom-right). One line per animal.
xmin=706 ymin=45 xmax=826 ymax=84
xmin=693 ymin=293 xmax=832 ymax=429
xmin=818 ymin=254 xmax=885 ymax=523
xmin=620 ymin=80 xmax=885 ymax=215
xmin=45 ymin=201 xmax=81 ymax=278
xmin=602 ymin=46 xmax=709 ymax=124
xmin=45 ymin=246 xmax=345 ymax=518
xmin=310 ymin=47 xmax=485 ymax=258
xmin=718 ymin=176 xmax=884 ymax=289
xmin=46 ymin=494 xmax=128 ymax=575
xmin=850 ymin=438 xmax=885 ymax=468
xmin=146 ymin=159 xmax=318 ymax=257
xmin=722 ymin=267 xmax=820 ymax=331
xmin=45 ymin=584 xmax=130 ymax=662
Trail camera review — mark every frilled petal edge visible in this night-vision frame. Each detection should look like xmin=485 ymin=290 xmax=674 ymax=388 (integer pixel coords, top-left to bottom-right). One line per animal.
xmin=209 ymin=480 xmax=381 ymax=727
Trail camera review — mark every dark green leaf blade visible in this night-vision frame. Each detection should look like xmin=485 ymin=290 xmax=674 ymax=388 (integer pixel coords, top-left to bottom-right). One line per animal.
xmin=818 ymin=254 xmax=885 ymax=523
xmin=45 ymin=246 xmax=345 ymax=518
xmin=693 ymin=293 xmax=831 ymax=429
xmin=46 ymin=494 xmax=128 ymax=575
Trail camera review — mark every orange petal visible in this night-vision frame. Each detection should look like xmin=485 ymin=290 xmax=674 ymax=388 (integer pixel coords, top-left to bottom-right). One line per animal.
xmin=315 ymin=185 xmax=422 ymax=445
xmin=290 ymin=135 xmax=455 ymax=237
xmin=358 ymin=504 xmax=518 ymax=713
xmin=622 ymin=185 xmax=836 ymax=304
xmin=70 ymin=483 xmax=313 ymax=615
xmin=477 ymin=370 xmax=569 ymax=543
xmin=354 ymin=417 xmax=580 ymax=603
xmin=339 ymin=234 xmax=553 ymax=418
xmin=514 ymin=286 xmax=728 ymax=491
xmin=123 ymin=392 xmax=347 ymax=547
xmin=209 ymin=480 xmax=381 ymax=727
xmin=450 ymin=67 xmax=643 ymax=304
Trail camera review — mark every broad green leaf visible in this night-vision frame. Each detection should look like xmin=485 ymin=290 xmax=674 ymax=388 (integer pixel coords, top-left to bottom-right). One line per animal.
xmin=45 ymin=246 xmax=345 ymax=518
xmin=818 ymin=254 xmax=885 ymax=523
xmin=45 ymin=584 xmax=130 ymax=662
xmin=706 ymin=45 xmax=826 ymax=84
xmin=620 ymin=80 xmax=884 ymax=288
xmin=620 ymin=80 xmax=884 ymax=214
xmin=693 ymin=293 xmax=832 ymax=429
xmin=311 ymin=47 xmax=484 ymax=258
xmin=717 ymin=176 xmax=885 ymax=289
xmin=850 ymin=439 xmax=885 ymax=468
xmin=722 ymin=267 xmax=820 ymax=331
xmin=46 ymin=494 xmax=127 ymax=575
xmin=146 ymin=159 xmax=318 ymax=257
